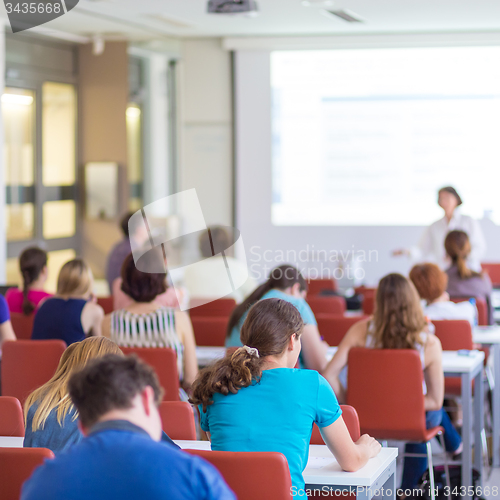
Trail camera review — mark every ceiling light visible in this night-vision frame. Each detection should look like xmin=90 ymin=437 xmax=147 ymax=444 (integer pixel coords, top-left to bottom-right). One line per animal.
xmin=1 ymin=94 xmax=34 ymax=105
xmin=126 ymin=106 xmax=141 ymax=119
xmin=301 ymin=0 xmax=334 ymax=6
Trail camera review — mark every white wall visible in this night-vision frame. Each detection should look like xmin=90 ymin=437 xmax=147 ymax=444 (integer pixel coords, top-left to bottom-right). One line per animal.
xmin=177 ymin=38 xmax=233 ymax=227
xmin=0 ymin=24 xmax=6 ymax=283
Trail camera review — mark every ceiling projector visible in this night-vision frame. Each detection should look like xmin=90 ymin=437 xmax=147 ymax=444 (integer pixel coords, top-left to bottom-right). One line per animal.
xmin=207 ymin=0 xmax=258 ymax=14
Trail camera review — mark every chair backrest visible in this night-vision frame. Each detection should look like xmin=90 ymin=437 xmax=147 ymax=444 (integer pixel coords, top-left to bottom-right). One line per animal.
xmin=0 ymin=447 xmax=54 ymax=500
xmin=449 ymin=296 xmax=488 ymax=326
xmin=1 ymin=340 xmax=67 ymax=406
xmin=346 ymin=348 xmax=427 ymax=441
xmin=96 ymin=296 xmax=114 ymax=315
xmin=189 ymin=298 xmax=236 ymax=318
xmin=306 ymin=278 xmax=337 ymax=295
xmin=10 ymin=313 xmax=35 ymax=340
xmin=316 ymin=314 xmax=368 ymax=346
xmin=159 ymin=401 xmax=196 ymax=440
xmin=361 ymin=295 xmax=375 ymax=315
xmin=354 ymin=286 xmax=377 ymax=298
xmin=191 ymin=316 xmax=228 ymax=347
xmin=120 ymin=347 xmax=180 ymax=401
xmin=432 ymin=319 xmax=473 ymax=351
xmin=310 ymin=404 xmax=360 ymax=445
xmin=306 ymin=296 xmax=346 ymax=316
xmin=481 ymin=262 xmax=500 ymax=287
xmin=0 ymin=396 xmax=25 ymax=437
xmin=185 ymin=449 xmax=292 ymax=500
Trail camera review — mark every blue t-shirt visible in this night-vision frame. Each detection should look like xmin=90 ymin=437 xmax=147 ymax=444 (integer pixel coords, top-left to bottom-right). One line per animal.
xmin=21 ymin=421 xmax=236 ymax=500
xmin=0 ymin=294 xmax=10 ymax=324
xmin=200 ymin=368 xmax=341 ymax=493
xmin=226 ymin=289 xmax=317 ymax=348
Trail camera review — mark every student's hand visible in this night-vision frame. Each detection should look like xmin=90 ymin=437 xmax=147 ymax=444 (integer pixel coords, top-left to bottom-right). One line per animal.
xmin=356 ymin=434 xmax=381 ymax=458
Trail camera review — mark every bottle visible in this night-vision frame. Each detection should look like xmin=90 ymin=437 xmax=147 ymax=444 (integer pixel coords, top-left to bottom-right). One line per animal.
xmin=469 ymin=298 xmax=478 ymax=327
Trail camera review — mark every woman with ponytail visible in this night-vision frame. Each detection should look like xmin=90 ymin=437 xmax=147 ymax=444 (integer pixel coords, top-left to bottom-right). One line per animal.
xmin=6 ymin=247 xmax=52 ymax=315
xmin=191 ymin=298 xmax=380 ymax=495
xmin=225 ymin=264 xmax=328 ymax=372
xmin=444 ymin=230 xmax=493 ymax=324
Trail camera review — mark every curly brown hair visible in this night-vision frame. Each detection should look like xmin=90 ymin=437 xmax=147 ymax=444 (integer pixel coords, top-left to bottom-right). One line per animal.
xmin=190 ymin=298 xmax=304 ymax=412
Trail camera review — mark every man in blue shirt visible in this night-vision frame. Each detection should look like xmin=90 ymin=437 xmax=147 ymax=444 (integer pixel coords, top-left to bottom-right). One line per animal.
xmin=21 ymin=354 xmax=235 ymax=500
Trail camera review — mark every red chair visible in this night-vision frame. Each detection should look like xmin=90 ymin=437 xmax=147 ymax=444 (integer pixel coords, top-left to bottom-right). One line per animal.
xmin=310 ymin=404 xmax=360 ymax=445
xmin=307 ymin=278 xmax=337 ymax=295
xmin=96 ymin=296 xmax=114 ymax=315
xmin=347 ymin=348 xmax=448 ymax=499
xmin=361 ymin=295 xmax=375 ymax=315
xmin=189 ymin=298 xmax=236 ymax=318
xmin=481 ymin=263 xmax=500 ymax=287
xmin=191 ymin=317 xmax=228 ymax=346
xmin=159 ymin=401 xmax=196 ymax=440
xmin=0 ymin=447 xmax=54 ymax=500
xmin=306 ymin=296 xmax=346 ymax=316
xmin=185 ymin=449 xmax=292 ymax=500
xmin=1 ymin=340 xmax=66 ymax=406
xmin=10 ymin=313 xmax=35 ymax=340
xmin=120 ymin=347 xmax=180 ymax=401
xmin=316 ymin=314 xmax=368 ymax=346
xmin=449 ymin=296 xmax=488 ymax=326
xmin=0 ymin=396 xmax=25 ymax=437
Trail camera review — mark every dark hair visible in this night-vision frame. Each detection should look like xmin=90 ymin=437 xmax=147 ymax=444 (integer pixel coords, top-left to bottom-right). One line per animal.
xmin=120 ymin=212 xmax=134 ymax=238
xmin=68 ymin=354 xmax=164 ymax=428
xmin=120 ymin=252 xmax=167 ymax=303
xmin=444 ymin=230 xmax=481 ymax=279
xmin=190 ymin=298 xmax=303 ymax=412
xmin=226 ymin=264 xmax=307 ymax=336
xmin=199 ymin=227 xmax=230 ymax=258
xmin=438 ymin=186 xmax=462 ymax=206
xmin=19 ymin=247 xmax=48 ymax=316
xmin=409 ymin=263 xmax=448 ymax=303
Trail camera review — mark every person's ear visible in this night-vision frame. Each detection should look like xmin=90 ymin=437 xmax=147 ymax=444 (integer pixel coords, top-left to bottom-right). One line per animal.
xmin=291 ymin=283 xmax=301 ymax=297
xmin=77 ymin=420 xmax=90 ymax=437
xmin=140 ymin=386 xmax=156 ymax=416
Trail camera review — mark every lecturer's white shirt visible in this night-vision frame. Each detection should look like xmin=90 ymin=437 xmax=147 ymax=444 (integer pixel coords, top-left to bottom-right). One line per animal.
xmin=413 ymin=212 xmax=486 ymax=272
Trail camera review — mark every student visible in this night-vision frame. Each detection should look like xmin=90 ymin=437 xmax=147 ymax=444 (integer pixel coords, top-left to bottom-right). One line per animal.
xmin=21 ymin=354 xmax=235 ymax=500
xmin=5 ymin=247 xmax=52 ymax=315
xmin=191 ymin=298 xmax=380 ymax=495
xmin=32 ymin=259 xmax=104 ymax=345
xmin=183 ymin=226 xmax=256 ymax=303
xmin=444 ymin=230 xmax=493 ymax=324
xmin=225 ymin=264 xmax=327 ymax=372
xmin=102 ymin=252 xmax=198 ymax=397
xmin=24 ymin=337 xmax=123 ymax=453
xmin=0 ymin=294 xmax=16 ymax=348
xmin=394 ymin=186 xmax=486 ymax=271
xmin=409 ymin=263 xmax=476 ymax=326
xmin=323 ymin=273 xmax=462 ymax=491
xmin=106 ymin=212 xmax=150 ymax=292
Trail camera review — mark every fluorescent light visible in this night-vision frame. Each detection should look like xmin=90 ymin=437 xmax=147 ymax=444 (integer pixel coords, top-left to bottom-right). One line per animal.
xmin=2 ymin=94 xmax=34 ymax=106
xmin=126 ymin=106 xmax=141 ymax=118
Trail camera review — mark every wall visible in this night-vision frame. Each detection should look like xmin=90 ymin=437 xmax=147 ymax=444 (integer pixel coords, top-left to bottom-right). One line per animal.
xmin=177 ymin=38 xmax=233 ymax=227
xmin=0 ymin=24 xmax=5 ymax=282
xmin=78 ymin=41 xmax=129 ymax=282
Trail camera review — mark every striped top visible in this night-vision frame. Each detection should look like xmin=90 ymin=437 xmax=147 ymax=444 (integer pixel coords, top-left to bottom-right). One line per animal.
xmin=110 ymin=307 xmax=184 ymax=381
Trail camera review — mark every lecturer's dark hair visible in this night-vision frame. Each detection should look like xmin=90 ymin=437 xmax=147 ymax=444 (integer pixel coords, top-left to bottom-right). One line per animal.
xmin=19 ymin=247 xmax=47 ymax=316
xmin=226 ymin=264 xmax=307 ymax=336
xmin=190 ymin=298 xmax=303 ymax=412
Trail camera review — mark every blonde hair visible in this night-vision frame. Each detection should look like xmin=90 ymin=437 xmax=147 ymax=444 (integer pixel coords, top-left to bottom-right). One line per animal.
xmin=57 ymin=258 xmax=93 ymax=297
xmin=24 ymin=337 xmax=123 ymax=432
xmin=371 ymin=273 xmax=427 ymax=350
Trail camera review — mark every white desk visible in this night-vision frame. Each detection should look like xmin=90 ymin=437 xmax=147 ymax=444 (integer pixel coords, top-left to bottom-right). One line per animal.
xmin=196 ymin=346 xmax=226 ymax=367
xmin=175 ymin=440 xmax=398 ymax=500
xmin=0 ymin=436 xmax=24 ymax=447
xmin=473 ymin=325 xmax=500 ymax=467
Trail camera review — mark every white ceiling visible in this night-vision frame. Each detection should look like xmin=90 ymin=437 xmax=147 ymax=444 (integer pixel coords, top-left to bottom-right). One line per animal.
xmin=3 ymin=0 xmax=500 ymax=41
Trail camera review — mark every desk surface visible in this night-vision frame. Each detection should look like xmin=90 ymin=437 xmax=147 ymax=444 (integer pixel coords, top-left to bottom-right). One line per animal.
xmin=175 ymin=440 xmax=398 ymax=487
xmin=0 ymin=436 xmax=24 ymax=448
xmin=473 ymin=325 xmax=500 ymax=344
xmin=441 ymin=350 xmax=485 ymax=374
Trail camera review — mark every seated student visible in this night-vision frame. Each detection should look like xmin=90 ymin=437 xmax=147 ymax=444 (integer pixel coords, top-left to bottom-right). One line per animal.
xmin=409 ymin=263 xmax=476 ymax=326
xmin=191 ymin=298 xmax=380 ymax=496
xmin=444 ymin=230 xmax=493 ymax=324
xmin=21 ymin=355 xmax=235 ymax=500
xmin=323 ymin=273 xmax=462 ymax=491
xmin=0 ymin=294 xmax=16 ymax=349
xmin=5 ymin=247 xmax=52 ymax=315
xmin=24 ymin=337 xmax=122 ymax=453
xmin=32 ymin=259 xmax=104 ymax=345
xmin=102 ymin=252 xmax=198 ymax=398
xmin=225 ymin=264 xmax=327 ymax=372
xmin=183 ymin=226 xmax=256 ymax=303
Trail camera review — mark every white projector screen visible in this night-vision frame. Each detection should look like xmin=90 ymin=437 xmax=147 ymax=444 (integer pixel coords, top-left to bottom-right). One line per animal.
xmin=270 ymin=46 xmax=500 ymax=226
